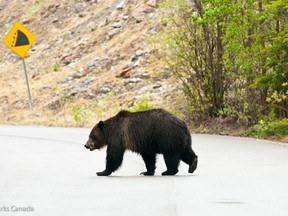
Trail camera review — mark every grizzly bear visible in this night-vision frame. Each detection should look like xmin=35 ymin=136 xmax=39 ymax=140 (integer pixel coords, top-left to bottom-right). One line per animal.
xmin=84 ymin=109 xmax=198 ymax=176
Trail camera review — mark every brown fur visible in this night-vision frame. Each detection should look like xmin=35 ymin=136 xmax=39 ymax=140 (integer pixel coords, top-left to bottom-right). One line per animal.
xmin=84 ymin=109 xmax=198 ymax=176
xmin=122 ymin=119 xmax=137 ymax=151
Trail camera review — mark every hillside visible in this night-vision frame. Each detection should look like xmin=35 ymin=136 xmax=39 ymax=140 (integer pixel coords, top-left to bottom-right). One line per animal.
xmin=0 ymin=0 xmax=182 ymax=127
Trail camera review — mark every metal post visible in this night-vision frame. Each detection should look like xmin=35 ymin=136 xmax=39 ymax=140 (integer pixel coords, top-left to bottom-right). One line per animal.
xmin=22 ymin=58 xmax=33 ymax=110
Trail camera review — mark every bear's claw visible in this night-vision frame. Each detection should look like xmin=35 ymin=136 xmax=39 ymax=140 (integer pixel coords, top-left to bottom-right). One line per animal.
xmin=162 ymin=170 xmax=178 ymax=176
xmin=96 ymin=170 xmax=112 ymax=176
xmin=140 ymin=171 xmax=155 ymax=176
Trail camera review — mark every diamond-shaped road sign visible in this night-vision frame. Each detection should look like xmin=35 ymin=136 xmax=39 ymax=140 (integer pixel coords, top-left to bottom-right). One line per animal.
xmin=3 ymin=22 xmax=36 ymax=110
xmin=3 ymin=22 xmax=36 ymax=58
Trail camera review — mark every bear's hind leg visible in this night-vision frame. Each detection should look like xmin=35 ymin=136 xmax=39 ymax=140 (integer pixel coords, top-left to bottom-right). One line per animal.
xmin=162 ymin=154 xmax=180 ymax=176
xmin=188 ymin=155 xmax=198 ymax=173
xmin=181 ymin=148 xmax=198 ymax=174
xmin=97 ymin=169 xmax=112 ymax=176
xmin=140 ymin=153 xmax=156 ymax=176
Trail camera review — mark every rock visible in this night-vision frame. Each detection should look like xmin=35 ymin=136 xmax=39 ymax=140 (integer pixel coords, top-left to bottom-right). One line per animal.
xmin=71 ymin=71 xmax=84 ymax=79
xmin=125 ymin=77 xmax=142 ymax=85
xmin=60 ymin=53 xmax=79 ymax=66
xmin=78 ymin=12 xmax=86 ymax=17
xmin=130 ymin=50 xmax=144 ymax=66
xmin=99 ymin=56 xmax=111 ymax=70
xmin=147 ymin=0 xmax=157 ymax=7
xmin=140 ymin=86 xmax=149 ymax=91
xmin=22 ymin=18 xmax=33 ymax=24
xmin=52 ymin=18 xmax=59 ymax=23
xmin=131 ymin=11 xmax=145 ymax=23
xmin=0 ymin=96 xmax=8 ymax=105
xmin=99 ymin=85 xmax=111 ymax=94
xmin=112 ymin=21 xmax=124 ymax=28
xmin=135 ymin=49 xmax=144 ymax=57
xmin=75 ymin=37 xmax=89 ymax=47
xmin=132 ymin=58 xmax=141 ymax=67
xmin=107 ymin=28 xmax=120 ymax=39
xmin=62 ymin=69 xmax=89 ymax=83
xmin=85 ymin=93 xmax=96 ymax=100
xmin=153 ymin=81 xmax=162 ymax=89
xmin=87 ymin=21 xmax=97 ymax=31
xmin=80 ymin=79 xmax=94 ymax=88
xmin=70 ymin=80 xmax=94 ymax=96
xmin=99 ymin=17 xmax=109 ymax=27
xmin=141 ymin=72 xmax=150 ymax=79
xmin=142 ymin=4 xmax=155 ymax=13
xmin=122 ymin=15 xmax=129 ymax=20
xmin=87 ymin=59 xmax=99 ymax=68
xmin=70 ymin=87 xmax=87 ymax=96
xmin=15 ymin=100 xmax=25 ymax=108
xmin=62 ymin=75 xmax=73 ymax=83
xmin=116 ymin=0 xmax=125 ymax=10
xmin=131 ymin=3 xmax=155 ymax=23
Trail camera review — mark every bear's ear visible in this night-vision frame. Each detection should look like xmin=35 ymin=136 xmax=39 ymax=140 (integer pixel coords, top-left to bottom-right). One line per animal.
xmin=97 ymin=121 xmax=105 ymax=130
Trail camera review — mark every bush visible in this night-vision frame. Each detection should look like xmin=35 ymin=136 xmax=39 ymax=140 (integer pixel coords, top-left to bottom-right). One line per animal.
xmin=128 ymin=98 xmax=153 ymax=112
xmin=246 ymin=118 xmax=288 ymax=138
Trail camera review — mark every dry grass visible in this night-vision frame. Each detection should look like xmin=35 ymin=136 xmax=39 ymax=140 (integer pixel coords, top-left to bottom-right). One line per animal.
xmin=0 ymin=0 xmax=173 ymax=127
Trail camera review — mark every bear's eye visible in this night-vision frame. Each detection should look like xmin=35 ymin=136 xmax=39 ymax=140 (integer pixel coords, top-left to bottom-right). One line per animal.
xmin=90 ymin=134 xmax=95 ymax=140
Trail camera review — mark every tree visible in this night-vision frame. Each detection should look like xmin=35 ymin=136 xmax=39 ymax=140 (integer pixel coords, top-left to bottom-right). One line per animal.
xmin=158 ymin=0 xmax=288 ymax=126
xmin=255 ymin=0 xmax=288 ymax=118
xmin=159 ymin=0 xmax=232 ymax=122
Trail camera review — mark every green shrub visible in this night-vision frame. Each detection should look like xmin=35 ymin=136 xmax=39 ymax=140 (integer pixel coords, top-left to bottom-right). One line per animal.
xmin=53 ymin=64 xmax=59 ymax=72
xmin=128 ymin=98 xmax=153 ymax=112
xmin=246 ymin=119 xmax=288 ymax=138
xmin=71 ymin=102 xmax=99 ymax=126
xmin=72 ymin=105 xmax=84 ymax=123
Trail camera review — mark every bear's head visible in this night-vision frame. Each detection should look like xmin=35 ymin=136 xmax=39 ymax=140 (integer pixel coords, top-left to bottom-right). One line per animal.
xmin=84 ymin=121 xmax=106 ymax=151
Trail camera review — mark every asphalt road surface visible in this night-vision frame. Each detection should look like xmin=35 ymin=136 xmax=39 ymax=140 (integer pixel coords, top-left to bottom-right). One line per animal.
xmin=0 ymin=125 xmax=288 ymax=216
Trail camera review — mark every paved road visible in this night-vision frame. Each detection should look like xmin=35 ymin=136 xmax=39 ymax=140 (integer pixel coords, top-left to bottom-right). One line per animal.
xmin=0 ymin=125 xmax=288 ymax=216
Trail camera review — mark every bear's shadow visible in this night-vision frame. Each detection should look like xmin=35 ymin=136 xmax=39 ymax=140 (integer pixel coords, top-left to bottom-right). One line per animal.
xmin=94 ymin=174 xmax=196 ymax=178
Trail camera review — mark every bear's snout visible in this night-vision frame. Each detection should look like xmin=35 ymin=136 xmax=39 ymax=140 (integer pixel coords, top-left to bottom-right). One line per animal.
xmin=85 ymin=138 xmax=96 ymax=151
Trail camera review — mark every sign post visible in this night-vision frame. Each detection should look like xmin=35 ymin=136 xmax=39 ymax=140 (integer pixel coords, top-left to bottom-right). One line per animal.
xmin=3 ymin=22 xmax=36 ymax=110
xmin=22 ymin=58 xmax=33 ymax=110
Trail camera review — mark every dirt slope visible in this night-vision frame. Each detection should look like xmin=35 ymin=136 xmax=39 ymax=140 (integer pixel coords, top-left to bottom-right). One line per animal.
xmin=0 ymin=0 xmax=182 ymax=127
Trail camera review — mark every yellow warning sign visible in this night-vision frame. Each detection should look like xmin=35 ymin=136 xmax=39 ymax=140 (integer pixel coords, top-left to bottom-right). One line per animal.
xmin=3 ymin=22 xmax=36 ymax=58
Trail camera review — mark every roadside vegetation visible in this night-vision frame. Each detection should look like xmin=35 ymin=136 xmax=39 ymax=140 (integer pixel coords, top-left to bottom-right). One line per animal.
xmin=156 ymin=0 xmax=288 ymax=141
xmin=245 ymin=118 xmax=288 ymax=141
xmin=1 ymin=0 xmax=287 ymax=142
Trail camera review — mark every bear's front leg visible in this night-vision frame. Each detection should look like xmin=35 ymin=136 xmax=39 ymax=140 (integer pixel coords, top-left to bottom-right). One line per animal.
xmin=97 ymin=146 xmax=124 ymax=176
